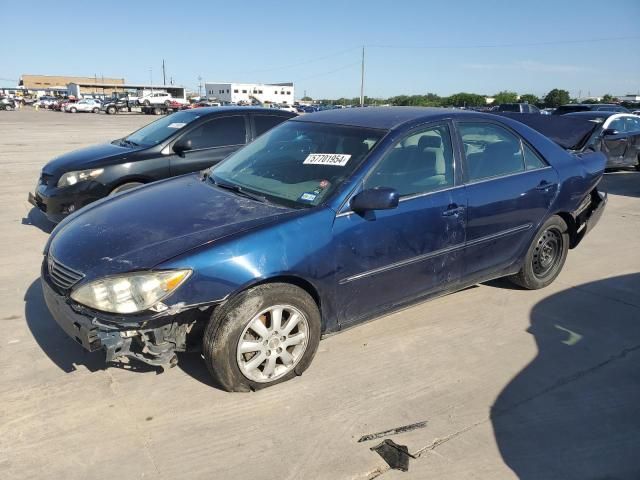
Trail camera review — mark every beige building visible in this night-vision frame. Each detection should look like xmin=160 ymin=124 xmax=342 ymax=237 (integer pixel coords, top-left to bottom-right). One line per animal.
xmin=20 ymin=74 xmax=125 ymax=95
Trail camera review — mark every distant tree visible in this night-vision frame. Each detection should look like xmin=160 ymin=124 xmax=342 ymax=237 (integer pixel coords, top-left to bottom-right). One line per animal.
xmin=601 ymin=94 xmax=617 ymax=103
xmin=301 ymin=96 xmax=313 ymax=101
xmin=582 ymin=98 xmax=599 ymax=104
xmin=493 ymin=90 xmax=519 ymax=104
xmin=543 ymin=89 xmax=570 ymax=107
xmin=519 ymin=94 xmax=539 ymax=105
xmin=445 ymin=92 xmax=486 ymax=107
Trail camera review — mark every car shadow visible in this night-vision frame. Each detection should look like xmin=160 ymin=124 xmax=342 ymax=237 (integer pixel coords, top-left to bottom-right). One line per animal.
xmin=491 ymin=273 xmax=640 ymax=479
xmin=21 ymin=207 xmax=55 ymax=234
xmin=600 ymin=170 xmax=640 ymax=198
xmin=24 ymin=279 xmax=158 ymax=375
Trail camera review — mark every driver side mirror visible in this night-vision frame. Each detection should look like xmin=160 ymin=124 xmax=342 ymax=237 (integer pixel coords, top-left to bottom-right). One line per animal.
xmin=173 ymin=138 xmax=193 ymax=156
xmin=602 ymin=128 xmax=620 ymax=137
xmin=350 ymin=187 xmax=399 ymax=212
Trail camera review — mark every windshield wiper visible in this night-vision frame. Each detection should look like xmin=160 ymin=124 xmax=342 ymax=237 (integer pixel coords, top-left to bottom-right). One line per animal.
xmin=210 ymin=177 xmax=269 ymax=203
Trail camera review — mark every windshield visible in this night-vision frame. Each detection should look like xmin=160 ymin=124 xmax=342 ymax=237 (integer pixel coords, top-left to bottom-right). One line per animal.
xmin=124 ymin=110 xmax=201 ymax=147
xmin=211 ymin=121 xmax=385 ymax=207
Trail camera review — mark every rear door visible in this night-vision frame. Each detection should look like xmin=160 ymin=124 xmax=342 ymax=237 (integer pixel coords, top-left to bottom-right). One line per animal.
xmin=169 ymin=114 xmax=248 ymax=176
xmin=602 ymin=117 xmax=630 ymax=167
xmin=456 ymin=121 xmax=558 ymax=282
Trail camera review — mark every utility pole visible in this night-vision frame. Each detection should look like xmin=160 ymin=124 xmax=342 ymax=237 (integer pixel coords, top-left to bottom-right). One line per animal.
xmin=162 ymin=59 xmax=166 ymax=85
xmin=198 ymin=76 xmax=203 ymax=97
xmin=360 ymin=46 xmax=365 ymax=107
xmin=149 ymin=68 xmax=153 ymax=93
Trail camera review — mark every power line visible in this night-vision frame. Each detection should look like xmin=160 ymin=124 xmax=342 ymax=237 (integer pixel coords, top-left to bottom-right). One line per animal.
xmin=293 ymin=61 xmax=361 ymax=82
xmin=235 ymin=46 xmax=360 ymax=74
xmin=366 ymin=35 xmax=640 ymax=50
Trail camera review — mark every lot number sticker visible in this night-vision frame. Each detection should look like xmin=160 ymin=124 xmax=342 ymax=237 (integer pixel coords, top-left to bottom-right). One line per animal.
xmin=303 ymin=153 xmax=351 ymax=167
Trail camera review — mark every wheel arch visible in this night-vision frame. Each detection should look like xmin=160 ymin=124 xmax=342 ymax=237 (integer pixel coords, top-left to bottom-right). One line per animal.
xmin=554 ymin=211 xmax=578 ymax=248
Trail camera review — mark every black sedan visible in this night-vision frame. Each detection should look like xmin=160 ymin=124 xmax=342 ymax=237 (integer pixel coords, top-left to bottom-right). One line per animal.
xmin=28 ymin=107 xmax=295 ymax=222
xmin=566 ymin=112 xmax=640 ymax=170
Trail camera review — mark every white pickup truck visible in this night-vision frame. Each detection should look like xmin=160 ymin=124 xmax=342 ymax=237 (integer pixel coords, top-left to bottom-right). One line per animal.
xmin=136 ymin=92 xmax=188 ymax=106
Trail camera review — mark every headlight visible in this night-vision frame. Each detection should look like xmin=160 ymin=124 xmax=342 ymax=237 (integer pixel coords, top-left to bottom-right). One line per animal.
xmin=71 ymin=270 xmax=191 ymax=314
xmin=57 ymin=168 xmax=104 ymax=187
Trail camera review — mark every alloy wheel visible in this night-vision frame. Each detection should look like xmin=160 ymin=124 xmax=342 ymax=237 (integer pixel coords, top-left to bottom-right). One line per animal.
xmin=236 ymin=305 xmax=309 ymax=383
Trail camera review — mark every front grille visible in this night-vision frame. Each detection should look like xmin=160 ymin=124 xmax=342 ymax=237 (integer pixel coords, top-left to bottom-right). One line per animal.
xmin=48 ymin=255 xmax=84 ymax=291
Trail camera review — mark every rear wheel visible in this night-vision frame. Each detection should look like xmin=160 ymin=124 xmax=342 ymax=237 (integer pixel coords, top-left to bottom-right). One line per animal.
xmin=110 ymin=182 xmax=144 ymax=195
xmin=143 ymin=100 xmax=150 ymax=106
xmin=70 ymin=107 xmax=77 ymax=113
xmin=203 ymin=283 xmax=321 ymax=392
xmin=92 ymin=107 xmax=99 ymax=113
xmin=107 ymin=106 xmax=116 ymax=115
xmin=509 ymin=215 xmax=569 ymax=289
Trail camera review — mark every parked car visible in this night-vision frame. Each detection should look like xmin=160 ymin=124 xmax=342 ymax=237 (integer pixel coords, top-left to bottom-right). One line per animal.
xmin=279 ymin=105 xmax=298 ymax=113
xmin=65 ymin=99 xmax=102 ymax=113
xmin=40 ymin=107 xmax=607 ymax=391
xmin=29 ymin=107 xmax=295 ymax=222
xmin=553 ymin=104 xmax=630 ymax=115
xmin=138 ymin=92 xmax=188 ymax=106
xmin=38 ymin=96 xmax=57 ymax=108
xmin=494 ymin=103 xmax=540 ymax=114
xmin=0 ymin=96 xmax=16 ymax=111
xmin=565 ymin=112 xmax=640 ymax=170
xmin=52 ymin=97 xmax=77 ymax=111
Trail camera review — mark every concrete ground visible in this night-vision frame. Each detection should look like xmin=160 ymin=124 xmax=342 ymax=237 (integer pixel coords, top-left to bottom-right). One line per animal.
xmin=1 ymin=109 xmax=639 ymax=480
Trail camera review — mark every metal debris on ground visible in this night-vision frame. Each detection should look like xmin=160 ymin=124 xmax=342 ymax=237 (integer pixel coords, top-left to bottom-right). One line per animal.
xmin=370 ymin=439 xmax=416 ymax=472
xmin=358 ymin=420 xmax=428 ymax=442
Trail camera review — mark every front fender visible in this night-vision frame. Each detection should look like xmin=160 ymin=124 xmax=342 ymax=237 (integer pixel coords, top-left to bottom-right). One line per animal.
xmin=157 ymin=207 xmax=339 ymax=329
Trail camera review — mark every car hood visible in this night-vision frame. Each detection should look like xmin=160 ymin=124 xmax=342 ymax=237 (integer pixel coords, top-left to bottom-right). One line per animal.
xmin=48 ymin=174 xmax=295 ymax=280
xmin=43 ymin=142 xmax=141 ymax=175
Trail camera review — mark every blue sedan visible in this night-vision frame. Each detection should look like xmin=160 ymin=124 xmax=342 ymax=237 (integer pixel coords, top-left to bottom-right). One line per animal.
xmin=41 ymin=107 xmax=607 ymax=391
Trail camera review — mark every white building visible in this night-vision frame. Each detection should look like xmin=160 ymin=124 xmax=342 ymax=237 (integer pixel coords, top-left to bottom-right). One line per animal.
xmin=205 ymin=82 xmax=294 ymax=105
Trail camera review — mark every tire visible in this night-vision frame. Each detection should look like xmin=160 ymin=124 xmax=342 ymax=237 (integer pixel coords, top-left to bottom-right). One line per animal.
xmin=70 ymin=107 xmax=77 ymax=113
xmin=509 ymin=215 xmax=569 ymax=290
xmin=203 ymin=283 xmax=321 ymax=392
xmin=107 ymin=106 xmax=116 ymax=115
xmin=92 ymin=107 xmax=99 ymax=113
xmin=154 ymin=107 xmax=162 ymax=115
xmin=110 ymin=182 xmax=144 ymax=195
xmin=143 ymin=100 xmax=150 ymax=106
xmin=4 ymin=105 xmax=12 ymax=111
xmin=164 ymin=100 xmax=171 ymax=106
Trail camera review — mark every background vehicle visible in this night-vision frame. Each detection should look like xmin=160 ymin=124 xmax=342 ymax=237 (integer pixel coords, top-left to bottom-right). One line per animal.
xmin=278 ymin=105 xmax=298 ymax=113
xmin=28 ymin=107 xmax=295 ymax=222
xmin=65 ymin=99 xmax=102 ymax=113
xmin=38 ymin=96 xmax=57 ymax=108
xmin=566 ymin=112 xmax=640 ymax=170
xmin=553 ymin=103 xmax=630 ymax=115
xmin=494 ymin=103 xmax=540 ymax=113
xmin=101 ymin=94 xmax=132 ymax=114
xmin=138 ymin=92 xmax=188 ymax=106
xmin=40 ymin=108 xmax=606 ymax=391
xmin=0 ymin=97 xmax=16 ymax=111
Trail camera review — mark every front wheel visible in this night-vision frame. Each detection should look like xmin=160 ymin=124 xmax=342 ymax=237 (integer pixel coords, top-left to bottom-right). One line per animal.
xmin=70 ymin=107 xmax=77 ymax=113
xmin=203 ymin=283 xmax=321 ymax=392
xmin=509 ymin=215 xmax=569 ymax=289
xmin=107 ymin=106 xmax=116 ymax=114
xmin=143 ymin=100 xmax=150 ymax=106
xmin=92 ymin=107 xmax=99 ymax=113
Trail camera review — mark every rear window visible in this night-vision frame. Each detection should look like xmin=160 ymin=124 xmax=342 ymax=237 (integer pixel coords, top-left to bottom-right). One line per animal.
xmin=555 ymin=105 xmax=591 ymax=115
xmin=497 ymin=104 xmax=520 ymax=112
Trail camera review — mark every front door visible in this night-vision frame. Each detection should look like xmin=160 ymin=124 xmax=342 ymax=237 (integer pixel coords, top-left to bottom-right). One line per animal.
xmin=169 ymin=115 xmax=248 ymax=176
xmin=602 ymin=117 xmax=630 ymax=168
xmin=457 ymin=121 xmax=559 ymax=281
xmin=333 ymin=123 xmax=466 ymax=325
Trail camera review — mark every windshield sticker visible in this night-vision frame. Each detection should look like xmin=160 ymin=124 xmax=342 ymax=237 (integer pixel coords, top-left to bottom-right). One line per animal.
xmin=299 ymin=192 xmax=317 ymax=202
xmin=167 ymin=122 xmax=187 ymax=129
xmin=303 ymin=153 xmax=351 ymax=167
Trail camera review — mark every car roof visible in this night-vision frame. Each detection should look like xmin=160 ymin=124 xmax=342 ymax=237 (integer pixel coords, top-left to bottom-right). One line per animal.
xmin=188 ymin=106 xmax=295 ymax=116
xmin=290 ymin=106 xmax=474 ymax=130
xmin=565 ymin=111 xmax=615 ymax=120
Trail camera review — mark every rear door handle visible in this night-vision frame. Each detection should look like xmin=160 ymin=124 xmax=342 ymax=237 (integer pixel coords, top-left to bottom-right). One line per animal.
xmin=442 ymin=204 xmax=465 ymax=217
xmin=536 ymin=181 xmax=555 ymax=191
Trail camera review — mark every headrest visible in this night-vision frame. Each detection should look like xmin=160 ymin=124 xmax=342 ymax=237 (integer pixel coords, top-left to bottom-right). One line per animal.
xmin=418 ymin=135 xmax=442 ymax=149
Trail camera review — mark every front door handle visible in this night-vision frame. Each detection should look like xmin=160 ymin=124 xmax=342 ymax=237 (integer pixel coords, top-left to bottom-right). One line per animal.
xmin=442 ymin=204 xmax=465 ymax=217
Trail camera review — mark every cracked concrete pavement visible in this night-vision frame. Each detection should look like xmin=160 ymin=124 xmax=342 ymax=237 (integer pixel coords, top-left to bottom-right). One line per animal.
xmin=1 ymin=110 xmax=639 ymax=479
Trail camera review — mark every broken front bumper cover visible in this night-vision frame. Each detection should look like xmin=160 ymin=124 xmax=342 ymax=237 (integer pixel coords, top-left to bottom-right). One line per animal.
xmin=41 ymin=277 xmax=203 ymax=367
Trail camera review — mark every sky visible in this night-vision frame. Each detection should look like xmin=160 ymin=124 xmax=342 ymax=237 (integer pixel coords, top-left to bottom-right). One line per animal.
xmin=2 ymin=0 xmax=639 ymax=99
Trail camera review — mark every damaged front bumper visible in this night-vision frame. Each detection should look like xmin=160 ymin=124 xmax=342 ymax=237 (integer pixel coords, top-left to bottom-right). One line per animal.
xmin=42 ymin=276 xmax=211 ymax=368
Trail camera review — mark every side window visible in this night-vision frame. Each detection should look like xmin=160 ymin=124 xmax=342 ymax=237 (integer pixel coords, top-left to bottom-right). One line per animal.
xmin=459 ymin=122 xmax=524 ymax=182
xmin=366 ymin=124 xmax=454 ymax=196
xmin=523 ymin=143 xmax=547 ymax=170
xmin=626 ymin=117 xmax=640 ymax=132
xmin=253 ymin=115 xmax=287 ymax=137
xmin=608 ymin=118 xmax=625 ymax=132
xmin=181 ymin=116 xmax=246 ymax=150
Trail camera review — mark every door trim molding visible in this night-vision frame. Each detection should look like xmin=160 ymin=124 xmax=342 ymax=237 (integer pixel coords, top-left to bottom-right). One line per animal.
xmin=338 ymin=222 xmax=532 ymax=285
